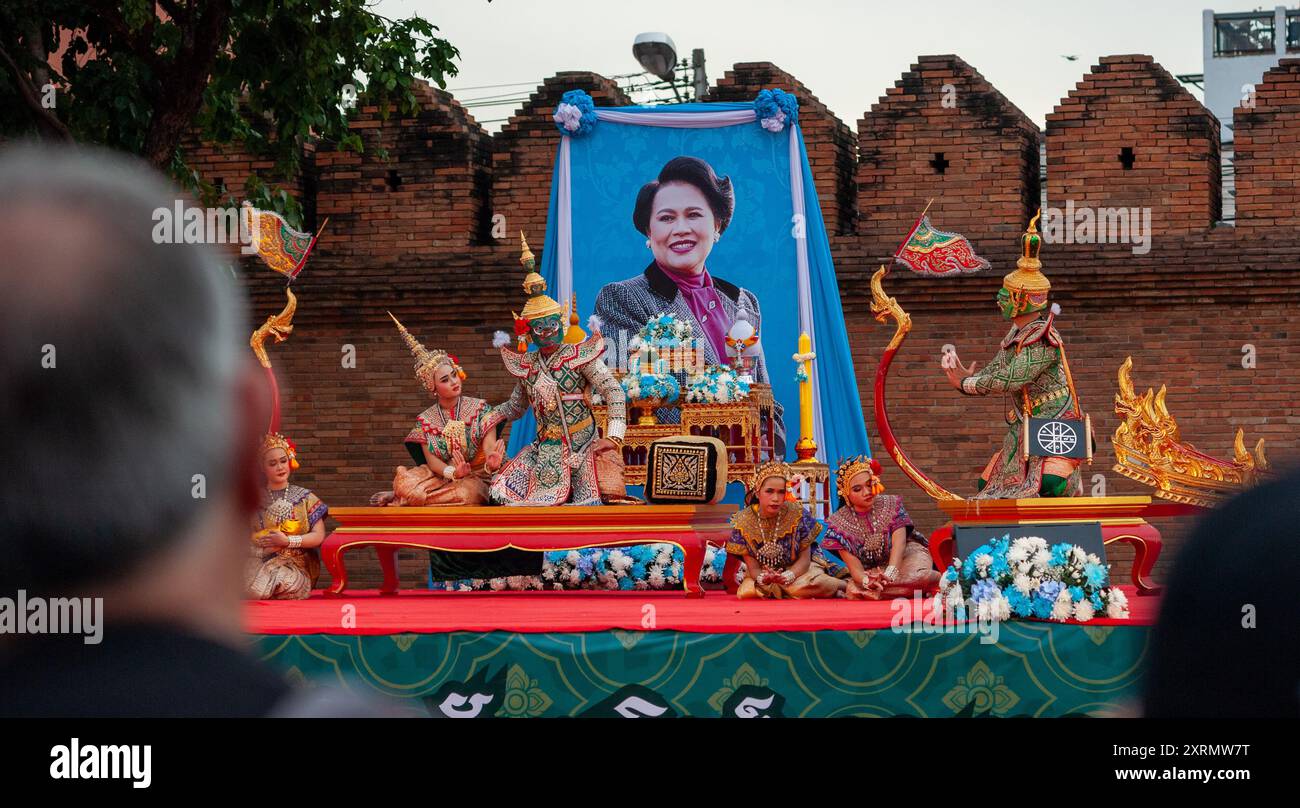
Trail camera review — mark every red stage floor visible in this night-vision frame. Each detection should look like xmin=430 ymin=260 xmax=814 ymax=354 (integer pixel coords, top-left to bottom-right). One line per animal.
xmin=245 ymin=586 xmax=1158 ymax=635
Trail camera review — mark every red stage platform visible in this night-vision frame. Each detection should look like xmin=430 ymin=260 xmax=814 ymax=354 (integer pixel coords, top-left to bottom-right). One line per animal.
xmin=244 ymin=585 xmax=1158 ymax=635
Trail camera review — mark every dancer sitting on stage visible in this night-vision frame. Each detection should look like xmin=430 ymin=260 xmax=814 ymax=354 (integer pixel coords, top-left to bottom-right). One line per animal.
xmin=247 ymin=433 xmax=328 ymax=600
xmin=375 ymin=314 xmax=507 ymax=507
xmin=822 ymin=456 xmax=938 ymax=600
xmin=489 ymin=234 xmax=627 ymax=506
xmin=726 ymin=461 xmax=844 ymax=600
xmin=940 ymin=212 xmax=1085 ymax=498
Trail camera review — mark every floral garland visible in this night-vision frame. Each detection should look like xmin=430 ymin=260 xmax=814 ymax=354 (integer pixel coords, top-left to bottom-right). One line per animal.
xmin=553 ymin=89 xmax=597 ymax=137
xmin=686 ymin=364 xmax=751 ymax=403
xmin=622 ymin=371 xmax=680 ymax=403
xmin=935 ymin=534 xmax=1130 ymax=623
xmin=637 ymin=313 xmax=695 ymax=345
xmin=754 ymin=88 xmax=799 ymax=133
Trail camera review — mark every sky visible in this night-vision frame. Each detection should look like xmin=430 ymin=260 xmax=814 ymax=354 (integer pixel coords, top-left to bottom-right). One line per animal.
xmin=379 ymin=0 xmax=1222 ymax=132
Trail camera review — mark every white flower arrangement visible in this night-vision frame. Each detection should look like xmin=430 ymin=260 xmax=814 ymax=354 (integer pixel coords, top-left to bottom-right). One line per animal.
xmin=685 ymin=364 xmax=751 ymax=404
xmin=937 ymin=534 xmax=1130 ymax=623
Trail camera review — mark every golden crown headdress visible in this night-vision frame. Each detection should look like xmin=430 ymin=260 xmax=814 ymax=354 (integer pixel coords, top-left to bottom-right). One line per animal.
xmin=1002 ymin=209 xmax=1051 ymax=313
xmin=835 ymin=455 xmax=883 ymax=500
xmin=261 ymin=432 xmax=299 ymax=470
xmin=748 ymin=460 xmax=793 ymax=495
xmin=517 ymin=232 xmax=564 ymax=323
xmin=389 ymin=312 xmax=465 ymax=389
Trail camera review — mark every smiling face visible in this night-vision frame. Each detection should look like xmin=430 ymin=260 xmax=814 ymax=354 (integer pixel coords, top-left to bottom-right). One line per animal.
xmin=845 ymin=470 xmax=875 ymax=512
xmin=429 ymin=361 xmax=461 ymax=401
xmin=756 ymin=476 xmax=787 ymax=518
xmin=529 ymin=313 xmax=564 ymax=349
xmin=647 ymin=181 xmax=717 ymax=276
xmin=262 ymin=447 xmax=291 ymax=488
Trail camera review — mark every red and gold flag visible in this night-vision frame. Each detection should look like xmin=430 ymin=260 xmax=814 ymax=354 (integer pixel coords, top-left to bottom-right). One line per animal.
xmin=893 ymin=216 xmax=989 ymax=276
xmin=242 ymin=205 xmax=324 ymax=279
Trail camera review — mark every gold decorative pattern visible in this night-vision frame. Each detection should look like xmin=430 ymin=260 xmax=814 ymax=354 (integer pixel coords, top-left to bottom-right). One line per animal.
xmin=1112 ymin=357 xmax=1269 ymax=508
xmin=649 ymin=444 xmax=709 ymax=501
xmin=249 ymin=287 xmax=297 ymax=369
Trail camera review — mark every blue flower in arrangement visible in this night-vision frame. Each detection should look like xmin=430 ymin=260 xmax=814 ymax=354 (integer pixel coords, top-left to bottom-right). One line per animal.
xmin=1068 ymin=586 xmax=1086 ymax=603
xmin=754 ymin=88 xmax=799 ymax=132
xmin=618 ymin=576 xmax=635 ymax=591
xmin=553 ymin=89 xmax=597 ymax=137
xmin=1090 ymin=591 xmax=1104 ymax=611
xmin=794 ymin=367 xmax=809 ymax=384
xmin=1038 ymin=580 xmax=1063 ymax=603
xmin=1030 ymin=595 xmax=1055 ymax=619
xmin=944 ymin=567 xmax=958 ymax=582
xmin=970 ymin=578 xmax=999 ymax=603
xmin=1004 ymin=587 xmax=1033 ymax=617
xmin=1083 ymin=562 xmax=1108 ymax=588
xmin=631 ymin=561 xmax=648 ymax=580
xmin=1050 ymin=543 xmax=1073 ymax=567
xmin=989 ymin=554 xmax=1010 ymax=578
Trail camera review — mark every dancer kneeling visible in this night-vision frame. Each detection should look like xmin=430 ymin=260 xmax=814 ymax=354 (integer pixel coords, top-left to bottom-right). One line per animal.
xmin=727 ymin=462 xmax=843 ymax=600
xmin=822 ymin=456 xmax=938 ymax=600
xmin=247 ymin=433 xmax=328 ymax=599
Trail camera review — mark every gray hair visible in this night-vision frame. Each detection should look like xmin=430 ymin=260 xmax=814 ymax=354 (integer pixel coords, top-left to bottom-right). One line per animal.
xmin=0 ymin=144 xmax=248 ymax=593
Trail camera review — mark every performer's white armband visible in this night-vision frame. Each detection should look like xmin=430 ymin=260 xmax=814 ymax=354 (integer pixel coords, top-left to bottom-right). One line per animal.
xmin=606 ymin=419 xmax=626 ymax=440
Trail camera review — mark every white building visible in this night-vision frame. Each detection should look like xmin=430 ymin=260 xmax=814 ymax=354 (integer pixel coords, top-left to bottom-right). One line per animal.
xmin=1201 ymin=7 xmax=1299 ymax=222
xmin=1203 ymin=6 xmax=1299 ymax=140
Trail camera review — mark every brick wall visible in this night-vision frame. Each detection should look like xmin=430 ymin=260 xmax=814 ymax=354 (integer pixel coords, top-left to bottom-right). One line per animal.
xmin=206 ymin=61 xmax=1298 ymax=589
xmin=1045 ymin=55 xmax=1221 ymax=234
xmin=1233 ymin=58 xmax=1300 ymax=231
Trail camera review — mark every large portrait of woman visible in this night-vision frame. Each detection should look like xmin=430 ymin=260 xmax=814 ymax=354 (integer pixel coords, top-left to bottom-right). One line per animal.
xmin=593 ymin=155 xmax=784 ymax=451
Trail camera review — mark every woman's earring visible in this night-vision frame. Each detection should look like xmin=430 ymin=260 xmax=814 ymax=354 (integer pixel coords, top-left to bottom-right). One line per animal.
xmin=645 ymin=239 xmax=651 ymax=249
xmin=714 ymin=232 xmax=721 ymax=243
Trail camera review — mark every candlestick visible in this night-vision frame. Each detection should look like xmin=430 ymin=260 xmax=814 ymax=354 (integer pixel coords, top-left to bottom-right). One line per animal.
xmin=794 ymin=331 xmax=818 ymax=462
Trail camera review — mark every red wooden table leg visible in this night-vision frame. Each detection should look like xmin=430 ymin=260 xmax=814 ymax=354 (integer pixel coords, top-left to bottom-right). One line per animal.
xmin=722 ymin=555 xmax=740 ymax=596
xmin=1105 ymin=522 xmax=1163 ymax=595
xmin=681 ymin=535 xmax=706 ymax=598
xmin=321 ymin=532 xmax=350 ymax=597
xmin=929 ymin=522 xmax=955 ymax=572
xmin=377 ymin=545 xmax=401 ymax=595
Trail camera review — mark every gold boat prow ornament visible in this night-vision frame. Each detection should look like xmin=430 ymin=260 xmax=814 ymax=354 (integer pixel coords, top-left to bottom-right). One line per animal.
xmin=1111 ymin=356 xmax=1269 ymax=508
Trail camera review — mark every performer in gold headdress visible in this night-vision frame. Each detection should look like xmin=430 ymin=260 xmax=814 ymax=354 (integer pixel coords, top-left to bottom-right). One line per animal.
xmin=247 ymin=433 xmax=328 ymax=600
xmin=489 ymin=233 xmax=628 ymax=506
xmin=725 ymin=461 xmax=844 ymax=600
xmin=377 ymin=314 xmax=507 ymax=507
xmin=940 ymin=212 xmax=1085 ymax=498
xmin=822 ymin=456 xmax=937 ymax=600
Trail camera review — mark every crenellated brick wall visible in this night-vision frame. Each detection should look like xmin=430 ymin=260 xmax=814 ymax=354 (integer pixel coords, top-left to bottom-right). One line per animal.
xmin=186 ymin=56 xmax=1297 ymax=589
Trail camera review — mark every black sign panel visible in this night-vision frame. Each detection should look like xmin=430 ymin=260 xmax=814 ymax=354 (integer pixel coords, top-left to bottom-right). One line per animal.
xmin=1027 ymin=417 xmax=1088 ymax=459
xmin=954 ymin=522 xmax=1106 ymax=564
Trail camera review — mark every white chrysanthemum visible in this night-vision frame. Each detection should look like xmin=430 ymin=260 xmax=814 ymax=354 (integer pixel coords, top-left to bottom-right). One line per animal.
xmin=1013 ymin=574 xmax=1034 ymax=596
xmin=1008 ymin=545 xmax=1030 ymax=564
xmin=566 ymin=550 xmax=581 ymax=565
xmin=1086 ymin=553 xmax=1102 ymax=566
xmin=670 ymin=562 xmax=682 ymax=578
xmin=1031 ymin=549 xmax=1051 ymax=570
xmin=1023 ymin=536 xmax=1047 ymax=553
xmin=994 ymin=593 xmax=1011 ymax=621
xmin=551 ymin=582 xmax=564 ymax=591
xmin=1016 ymin=560 xmax=1032 ymax=575
xmin=648 ymin=565 xmax=666 ymax=588
xmin=657 ymin=550 xmax=673 ymax=567
xmin=1106 ymin=596 xmax=1129 ymax=619
xmin=1050 ymin=590 xmax=1074 ymax=621
xmin=1070 ymin=547 xmax=1088 ymax=565
xmin=457 ymin=584 xmax=472 ymax=592
xmin=974 ymin=554 xmax=993 ymax=574
xmin=608 ymin=550 xmax=633 ymax=572
xmin=1073 ymin=600 xmax=1095 ymax=622
xmin=634 ymin=580 xmax=650 ymax=590
xmin=489 ymin=577 xmax=506 ymax=591
xmin=568 ymin=570 xmax=582 ymax=585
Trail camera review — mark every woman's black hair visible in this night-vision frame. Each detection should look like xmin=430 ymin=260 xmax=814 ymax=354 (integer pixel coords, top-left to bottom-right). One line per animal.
xmin=632 ymin=156 xmax=735 ymax=236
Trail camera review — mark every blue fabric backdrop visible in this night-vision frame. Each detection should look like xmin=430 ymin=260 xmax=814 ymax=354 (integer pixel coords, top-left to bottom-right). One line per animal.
xmin=506 ymin=102 xmax=870 ymax=500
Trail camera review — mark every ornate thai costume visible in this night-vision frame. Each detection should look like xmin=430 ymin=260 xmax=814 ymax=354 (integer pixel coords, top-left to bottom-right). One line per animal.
xmin=246 ymin=436 xmax=328 ymax=600
xmin=383 ymin=314 xmax=508 ymax=508
xmin=381 ymin=315 xmax=537 ymax=580
xmin=489 ymin=234 xmax=628 ymax=506
xmin=725 ymin=462 xmax=842 ymax=599
xmin=959 ymin=214 xmax=1085 ymax=499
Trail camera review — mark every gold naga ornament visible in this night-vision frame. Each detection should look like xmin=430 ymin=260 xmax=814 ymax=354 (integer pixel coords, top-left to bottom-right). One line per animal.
xmin=1111 ymin=356 xmax=1269 ymax=508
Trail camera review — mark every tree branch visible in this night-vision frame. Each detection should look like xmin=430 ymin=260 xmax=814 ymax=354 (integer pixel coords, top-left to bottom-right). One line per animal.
xmin=0 ymin=39 xmax=71 ymax=141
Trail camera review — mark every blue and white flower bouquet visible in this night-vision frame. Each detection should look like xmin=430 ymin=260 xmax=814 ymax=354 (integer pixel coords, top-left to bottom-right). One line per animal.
xmin=686 ymin=364 xmax=751 ymax=404
xmin=935 ymin=534 xmax=1130 ymax=623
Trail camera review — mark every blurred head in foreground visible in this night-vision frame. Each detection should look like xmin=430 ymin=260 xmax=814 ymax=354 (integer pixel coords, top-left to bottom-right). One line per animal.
xmin=1144 ymin=467 xmax=1300 ymax=718
xmin=0 ymin=143 xmax=264 ymax=641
